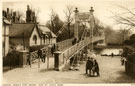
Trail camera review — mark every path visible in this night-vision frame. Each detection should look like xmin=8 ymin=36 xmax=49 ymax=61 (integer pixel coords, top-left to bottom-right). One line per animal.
xmin=3 ymin=55 xmax=135 ymax=84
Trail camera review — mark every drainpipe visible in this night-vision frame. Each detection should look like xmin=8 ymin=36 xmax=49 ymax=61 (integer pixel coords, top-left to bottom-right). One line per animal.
xmin=4 ymin=23 xmax=6 ymax=58
xmin=23 ymin=32 xmax=25 ymax=50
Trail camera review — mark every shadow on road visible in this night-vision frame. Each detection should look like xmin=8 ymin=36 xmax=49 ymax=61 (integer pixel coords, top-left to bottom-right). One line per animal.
xmin=113 ymin=70 xmax=135 ymax=83
xmin=39 ymin=68 xmax=54 ymax=72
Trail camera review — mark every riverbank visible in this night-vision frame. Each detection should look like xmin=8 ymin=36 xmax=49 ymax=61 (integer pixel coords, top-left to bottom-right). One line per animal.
xmin=94 ymin=45 xmax=122 ymax=50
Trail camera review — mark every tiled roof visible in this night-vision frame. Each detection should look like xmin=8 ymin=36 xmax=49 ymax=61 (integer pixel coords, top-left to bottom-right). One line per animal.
xmin=38 ymin=25 xmax=57 ymax=38
xmin=9 ymin=23 xmax=36 ymax=37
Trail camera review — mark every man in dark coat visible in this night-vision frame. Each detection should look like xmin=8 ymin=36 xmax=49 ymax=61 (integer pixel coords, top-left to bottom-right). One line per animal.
xmin=38 ymin=49 xmax=42 ymax=59
xmin=93 ymin=60 xmax=100 ymax=76
xmin=121 ymin=58 xmax=125 ymax=66
xmin=51 ymin=46 xmax=54 ymax=56
xmin=42 ymin=51 xmax=46 ymax=63
xmin=86 ymin=57 xmax=93 ymax=76
xmin=111 ymin=53 xmax=114 ymax=57
xmin=26 ymin=52 xmax=31 ymax=67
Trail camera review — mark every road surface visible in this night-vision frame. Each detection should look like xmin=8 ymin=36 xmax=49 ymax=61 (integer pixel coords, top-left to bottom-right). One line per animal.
xmin=3 ymin=55 xmax=135 ymax=83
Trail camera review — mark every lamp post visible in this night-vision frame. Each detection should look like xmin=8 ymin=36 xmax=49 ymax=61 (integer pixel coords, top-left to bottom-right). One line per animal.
xmin=74 ymin=8 xmax=79 ymax=41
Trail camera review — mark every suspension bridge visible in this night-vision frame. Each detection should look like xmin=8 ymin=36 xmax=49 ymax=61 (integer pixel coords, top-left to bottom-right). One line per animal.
xmin=28 ymin=7 xmax=105 ymax=71
xmin=3 ymin=7 xmax=135 ymax=84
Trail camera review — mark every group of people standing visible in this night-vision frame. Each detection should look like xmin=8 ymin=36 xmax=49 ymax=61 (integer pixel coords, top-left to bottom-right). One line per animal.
xmin=86 ymin=57 xmax=100 ymax=77
xmin=26 ymin=44 xmax=57 ymax=66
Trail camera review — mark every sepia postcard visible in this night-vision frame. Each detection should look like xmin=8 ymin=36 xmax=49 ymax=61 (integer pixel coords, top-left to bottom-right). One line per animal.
xmin=1 ymin=0 xmax=135 ymax=86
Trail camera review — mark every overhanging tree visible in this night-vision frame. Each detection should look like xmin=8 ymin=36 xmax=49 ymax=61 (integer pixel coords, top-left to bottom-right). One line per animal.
xmin=63 ymin=5 xmax=74 ymax=38
xmin=46 ymin=9 xmax=64 ymax=34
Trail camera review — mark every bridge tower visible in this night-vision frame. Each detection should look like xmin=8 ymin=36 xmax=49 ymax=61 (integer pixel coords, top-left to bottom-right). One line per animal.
xmin=89 ymin=7 xmax=95 ymax=51
xmin=74 ymin=8 xmax=79 ymax=41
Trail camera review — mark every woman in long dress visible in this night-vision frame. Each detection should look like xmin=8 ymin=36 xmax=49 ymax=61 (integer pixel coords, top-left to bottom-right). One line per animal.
xmin=93 ymin=59 xmax=100 ymax=76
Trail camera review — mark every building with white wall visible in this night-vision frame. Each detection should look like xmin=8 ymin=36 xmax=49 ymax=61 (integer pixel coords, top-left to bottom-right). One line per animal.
xmin=2 ymin=18 xmax=11 ymax=57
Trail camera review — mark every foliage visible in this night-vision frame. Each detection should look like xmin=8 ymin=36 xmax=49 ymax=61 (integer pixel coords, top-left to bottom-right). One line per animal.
xmin=114 ymin=6 xmax=135 ymax=28
xmin=64 ymin=5 xmax=74 ymax=38
xmin=104 ymin=26 xmax=114 ymax=37
xmin=3 ymin=51 xmax=20 ymax=67
xmin=93 ymin=18 xmax=104 ymax=36
xmin=130 ymin=34 xmax=135 ymax=41
xmin=127 ymin=52 xmax=135 ymax=63
xmin=122 ymin=34 xmax=135 ymax=63
xmin=124 ymin=34 xmax=135 ymax=46
xmin=29 ymin=45 xmax=48 ymax=52
xmin=46 ymin=9 xmax=64 ymax=34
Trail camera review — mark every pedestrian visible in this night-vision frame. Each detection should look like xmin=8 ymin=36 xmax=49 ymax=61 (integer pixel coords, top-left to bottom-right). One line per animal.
xmin=93 ymin=59 xmax=100 ymax=77
xmin=72 ymin=39 xmax=75 ymax=45
xmin=38 ymin=49 xmax=42 ymax=59
xmin=26 ymin=52 xmax=31 ymax=67
xmin=53 ymin=44 xmax=56 ymax=52
xmin=111 ymin=53 xmax=114 ymax=57
xmin=74 ymin=38 xmax=77 ymax=44
xmin=51 ymin=46 xmax=54 ymax=56
xmin=121 ymin=58 xmax=125 ymax=66
xmin=85 ymin=57 xmax=93 ymax=76
xmin=42 ymin=51 xmax=46 ymax=63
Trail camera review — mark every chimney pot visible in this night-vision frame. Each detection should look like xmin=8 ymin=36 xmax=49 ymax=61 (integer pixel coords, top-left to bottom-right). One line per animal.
xmin=27 ymin=5 xmax=30 ymax=10
xmin=7 ymin=8 xmax=9 ymax=13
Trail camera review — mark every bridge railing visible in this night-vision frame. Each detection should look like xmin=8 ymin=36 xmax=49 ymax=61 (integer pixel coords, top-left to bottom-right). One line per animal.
xmin=29 ymin=38 xmax=74 ymax=63
xmin=30 ymin=46 xmax=51 ymax=62
xmin=56 ymin=38 xmax=73 ymax=50
xmin=58 ymin=36 xmax=105 ymax=65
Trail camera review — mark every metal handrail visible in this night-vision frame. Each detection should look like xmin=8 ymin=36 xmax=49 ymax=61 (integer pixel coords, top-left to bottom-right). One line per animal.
xmin=60 ymin=36 xmax=105 ymax=65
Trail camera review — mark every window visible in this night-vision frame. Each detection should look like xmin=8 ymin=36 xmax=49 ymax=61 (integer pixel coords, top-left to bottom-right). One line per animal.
xmin=33 ymin=35 xmax=37 ymax=44
xmin=43 ymin=35 xmax=45 ymax=44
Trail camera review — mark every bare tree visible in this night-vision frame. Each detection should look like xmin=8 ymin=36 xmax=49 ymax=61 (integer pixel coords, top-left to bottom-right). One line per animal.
xmin=48 ymin=9 xmax=57 ymax=33
xmin=118 ymin=26 xmax=132 ymax=44
xmin=113 ymin=6 xmax=135 ymax=45
xmin=114 ymin=6 xmax=135 ymax=27
xmin=46 ymin=9 xmax=64 ymax=34
xmin=93 ymin=18 xmax=104 ymax=36
xmin=34 ymin=7 xmax=40 ymax=22
xmin=64 ymin=5 xmax=74 ymax=38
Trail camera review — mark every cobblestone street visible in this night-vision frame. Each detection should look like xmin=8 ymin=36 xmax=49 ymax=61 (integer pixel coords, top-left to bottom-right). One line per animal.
xmin=3 ymin=55 xmax=135 ymax=84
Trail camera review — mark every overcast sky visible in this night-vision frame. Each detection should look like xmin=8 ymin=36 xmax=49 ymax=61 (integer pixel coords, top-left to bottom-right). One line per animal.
xmin=2 ymin=0 xmax=135 ymax=31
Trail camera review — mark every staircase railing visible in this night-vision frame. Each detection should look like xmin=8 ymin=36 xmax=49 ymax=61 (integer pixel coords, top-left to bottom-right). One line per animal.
xmin=59 ymin=36 xmax=105 ymax=65
xmin=56 ymin=38 xmax=73 ymax=50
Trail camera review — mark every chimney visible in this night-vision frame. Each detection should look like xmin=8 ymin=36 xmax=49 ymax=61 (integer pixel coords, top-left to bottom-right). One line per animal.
xmin=13 ymin=12 xmax=16 ymax=16
xmin=26 ymin=5 xmax=31 ymax=23
xmin=27 ymin=5 xmax=30 ymax=10
xmin=12 ymin=12 xmax=16 ymax=23
xmin=6 ymin=8 xmax=10 ymax=20
xmin=7 ymin=8 xmax=9 ymax=14
xmin=3 ymin=10 xmax=7 ymax=18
